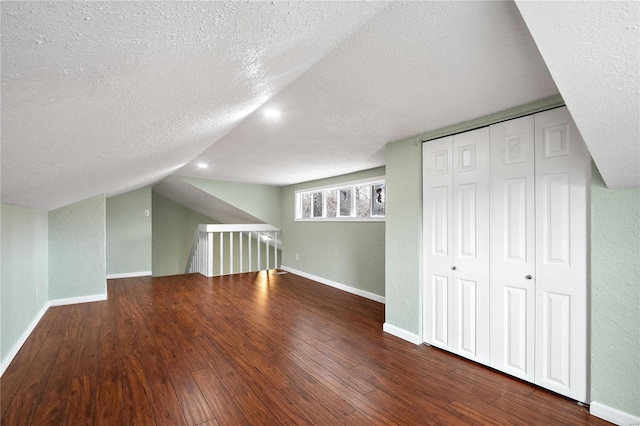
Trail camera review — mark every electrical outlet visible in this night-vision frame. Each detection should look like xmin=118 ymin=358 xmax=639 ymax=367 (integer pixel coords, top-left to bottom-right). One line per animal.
xmin=295 ymin=253 xmax=299 ymax=261
xmin=144 ymin=209 xmax=150 ymax=217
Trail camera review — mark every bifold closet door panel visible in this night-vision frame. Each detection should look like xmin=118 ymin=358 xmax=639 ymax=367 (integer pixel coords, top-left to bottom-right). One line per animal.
xmin=534 ymin=107 xmax=590 ymax=403
xmin=489 ymin=115 xmax=536 ymax=382
xmin=423 ymin=136 xmax=454 ymax=351
xmin=452 ymin=128 xmax=490 ymax=365
xmin=422 ymin=128 xmax=490 ymax=365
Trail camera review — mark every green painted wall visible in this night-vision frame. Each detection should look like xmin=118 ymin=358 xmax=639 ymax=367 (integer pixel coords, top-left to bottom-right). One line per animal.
xmin=48 ymin=194 xmax=106 ymax=300
xmin=106 ymin=187 xmax=152 ymax=276
xmin=178 ymin=177 xmax=283 ymax=227
xmin=0 ymin=204 xmax=49 ymax=366
xmin=384 ymin=137 xmax=422 ymax=334
xmin=281 ymin=168 xmax=386 ymax=297
xmin=152 ymin=192 xmax=218 ymax=277
xmin=591 ymin=165 xmax=640 ymax=416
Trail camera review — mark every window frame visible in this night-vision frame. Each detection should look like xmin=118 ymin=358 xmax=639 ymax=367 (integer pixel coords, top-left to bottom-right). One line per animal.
xmin=295 ymin=176 xmax=385 ymax=222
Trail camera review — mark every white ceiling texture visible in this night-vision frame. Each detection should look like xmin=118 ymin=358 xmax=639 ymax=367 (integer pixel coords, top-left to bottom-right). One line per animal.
xmin=2 ymin=1 xmax=638 ymax=212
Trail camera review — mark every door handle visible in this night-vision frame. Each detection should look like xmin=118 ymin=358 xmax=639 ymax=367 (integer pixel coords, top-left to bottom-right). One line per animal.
xmin=525 ymin=275 xmax=532 ymax=280
xmin=451 ymin=266 xmax=457 ymax=271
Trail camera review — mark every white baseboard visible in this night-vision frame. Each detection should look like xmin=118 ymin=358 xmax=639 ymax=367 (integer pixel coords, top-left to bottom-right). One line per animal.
xmin=590 ymin=401 xmax=640 ymax=425
xmin=279 ymin=265 xmax=385 ymax=304
xmin=49 ymin=293 xmax=108 ymax=307
xmin=383 ymin=323 xmax=421 ymax=345
xmin=0 ymin=303 xmax=49 ymax=377
xmin=107 ymin=271 xmax=152 ymax=279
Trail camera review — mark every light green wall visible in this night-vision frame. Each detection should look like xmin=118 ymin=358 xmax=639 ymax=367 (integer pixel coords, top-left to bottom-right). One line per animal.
xmin=281 ymin=168 xmax=386 ymax=297
xmin=178 ymin=176 xmax=283 ymax=227
xmin=0 ymin=204 xmax=49 ymax=365
xmin=106 ymin=187 xmax=152 ymax=275
xmin=384 ymin=137 xmax=422 ymax=334
xmin=591 ymin=165 xmax=640 ymax=416
xmin=152 ymin=192 xmax=219 ymax=277
xmin=48 ymin=194 xmax=106 ymax=300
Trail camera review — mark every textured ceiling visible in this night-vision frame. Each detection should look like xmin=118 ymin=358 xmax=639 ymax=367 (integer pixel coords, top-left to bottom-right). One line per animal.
xmin=181 ymin=0 xmax=558 ymax=186
xmin=1 ymin=1 xmax=637 ymax=211
xmin=1 ymin=1 xmax=385 ymax=210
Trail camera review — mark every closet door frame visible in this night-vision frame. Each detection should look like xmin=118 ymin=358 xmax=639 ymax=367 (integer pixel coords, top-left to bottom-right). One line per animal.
xmin=421 ymin=106 xmax=590 ymax=404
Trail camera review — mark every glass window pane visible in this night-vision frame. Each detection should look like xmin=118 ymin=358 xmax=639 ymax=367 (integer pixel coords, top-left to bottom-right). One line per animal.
xmin=301 ymin=193 xmax=311 ymax=218
xmin=312 ymin=192 xmax=323 ymax=217
xmin=339 ymin=188 xmax=352 ymax=216
xmin=372 ymin=184 xmax=385 ymax=216
xmin=325 ymin=189 xmax=337 ymax=218
xmin=356 ymin=185 xmax=371 ymax=217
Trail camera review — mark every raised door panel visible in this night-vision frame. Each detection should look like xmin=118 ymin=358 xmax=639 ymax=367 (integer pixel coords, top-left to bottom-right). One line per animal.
xmin=534 ymin=107 xmax=590 ymax=403
xmin=452 ymin=128 xmax=490 ymax=365
xmin=457 ymin=278 xmax=478 ymax=358
xmin=432 ymin=274 xmax=449 ymax=346
xmin=489 ymin=115 xmax=536 ymax=382
xmin=423 ymin=136 xmax=454 ymax=350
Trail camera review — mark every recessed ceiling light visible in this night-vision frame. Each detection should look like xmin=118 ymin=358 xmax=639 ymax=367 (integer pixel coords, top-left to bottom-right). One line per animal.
xmin=197 ymin=163 xmax=208 ymax=169
xmin=264 ymin=108 xmax=281 ymax=118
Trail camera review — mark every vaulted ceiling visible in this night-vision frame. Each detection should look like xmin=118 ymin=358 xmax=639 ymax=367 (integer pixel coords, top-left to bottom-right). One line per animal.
xmin=2 ymin=1 xmax=638 ymax=211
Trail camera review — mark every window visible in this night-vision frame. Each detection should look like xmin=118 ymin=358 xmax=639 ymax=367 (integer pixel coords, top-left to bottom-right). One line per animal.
xmin=295 ymin=176 xmax=385 ymax=221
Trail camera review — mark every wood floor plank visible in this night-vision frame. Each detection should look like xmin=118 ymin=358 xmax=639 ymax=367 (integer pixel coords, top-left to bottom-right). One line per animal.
xmin=232 ymin=390 xmax=280 ymax=426
xmin=29 ymin=338 xmax=81 ymax=425
xmin=155 ymin=344 xmax=214 ymax=426
xmin=365 ymin=387 xmax=467 ymax=425
xmin=0 ymin=308 xmax=59 ymax=419
xmin=1 ymin=333 xmax=64 ymax=425
xmin=118 ymin=317 xmax=156 ymax=425
xmin=94 ymin=300 xmax=124 ymax=426
xmin=278 ymin=383 xmax=344 ymax=425
xmin=63 ymin=322 xmax=101 ymax=425
xmin=443 ymin=399 xmax=532 ymax=426
xmin=192 ymin=368 xmax=249 ymax=425
xmin=132 ymin=317 xmax=187 ymax=426
xmin=1 ymin=272 xmax=612 ymax=426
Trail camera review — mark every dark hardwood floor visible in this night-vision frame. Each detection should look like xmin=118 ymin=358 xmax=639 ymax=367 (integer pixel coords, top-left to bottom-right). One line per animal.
xmin=1 ymin=272 xmax=612 ymax=425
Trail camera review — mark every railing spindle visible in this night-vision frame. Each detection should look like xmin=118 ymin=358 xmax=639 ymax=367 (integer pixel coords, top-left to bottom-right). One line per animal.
xmin=239 ymin=231 xmax=243 ymax=273
xmin=275 ymin=231 xmax=278 ymax=269
xmin=266 ymin=232 xmax=270 ymax=271
xmin=219 ymin=232 xmax=224 ymax=276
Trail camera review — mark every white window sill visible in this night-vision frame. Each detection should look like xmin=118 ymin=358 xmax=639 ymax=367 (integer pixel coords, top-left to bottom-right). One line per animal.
xmin=294 ymin=217 xmax=385 ymax=223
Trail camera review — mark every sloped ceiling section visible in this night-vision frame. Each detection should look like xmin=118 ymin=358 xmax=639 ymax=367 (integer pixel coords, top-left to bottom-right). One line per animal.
xmin=153 ymin=176 xmax=264 ymax=225
xmin=516 ymin=1 xmax=640 ymax=188
xmin=1 ymin=1 xmax=385 ymax=210
xmin=178 ymin=0 xmax=559 ymax=185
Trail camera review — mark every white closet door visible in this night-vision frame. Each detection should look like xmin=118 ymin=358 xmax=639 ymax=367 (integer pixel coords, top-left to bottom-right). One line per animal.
xmin=423 ymin=129 xmax=490 ymax=364
xmin=489 ymin=115 xmax=536 ymax=382
xmin=534 ymin=107 xmax=590 ymax=403
xmin=423 ymin=136 xmax=454 ymax=351
xmin=452 ymin=128 xmax=490 ymax=364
